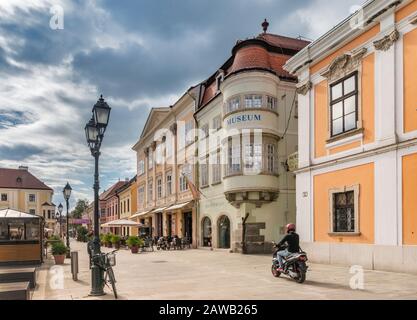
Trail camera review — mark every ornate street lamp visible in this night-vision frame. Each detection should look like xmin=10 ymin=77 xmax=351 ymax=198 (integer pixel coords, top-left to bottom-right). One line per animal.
xmin=57 ymin=203 xmax=63 ymax=238
xmin=63 ymin=182 xmax=72 ymax=258
xmin=85 ymin=94 xmax=111 ymax=296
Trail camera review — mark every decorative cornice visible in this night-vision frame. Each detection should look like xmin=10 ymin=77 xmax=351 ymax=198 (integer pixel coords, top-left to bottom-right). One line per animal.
xmin=373 ymin=29 xmax=399 ymax=51
xmin=296 ymin=81 xmax=312 ymax=95
xmin=320 ymin=48 xmax=367 ymax=81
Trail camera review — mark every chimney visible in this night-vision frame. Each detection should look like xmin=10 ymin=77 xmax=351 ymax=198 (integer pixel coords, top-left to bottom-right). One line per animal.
xmin=18 ymin=166 xmax=29 ymax=171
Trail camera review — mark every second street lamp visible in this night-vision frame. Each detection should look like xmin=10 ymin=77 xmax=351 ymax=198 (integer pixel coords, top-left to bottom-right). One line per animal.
xmin=85 ymin=94 xmax=111 ymax=296
xmin=63 ymin=182 xmax=72 ymax=258
xmin=58 ymin=203 xmax=63 ymax=238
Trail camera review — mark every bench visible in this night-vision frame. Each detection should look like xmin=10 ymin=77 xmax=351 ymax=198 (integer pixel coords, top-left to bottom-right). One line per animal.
xmin=0 ymin=267 xmax=36 ymax=289
xmin=0 ymin=282 xmax=30 ymax=300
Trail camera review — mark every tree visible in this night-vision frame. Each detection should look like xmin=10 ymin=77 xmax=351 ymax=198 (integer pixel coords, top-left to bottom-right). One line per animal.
xmin=71 ymin=199 xmax=89 ymax=219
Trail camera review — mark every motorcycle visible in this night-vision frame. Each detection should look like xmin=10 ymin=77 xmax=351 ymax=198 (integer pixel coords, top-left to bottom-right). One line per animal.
xmin=271 ymin=241 xmax=308 ymax=283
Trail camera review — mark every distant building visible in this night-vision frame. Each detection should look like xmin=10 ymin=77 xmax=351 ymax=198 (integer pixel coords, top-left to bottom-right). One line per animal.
xmin=99 ymin=180 xmax=129 ymax=234
xmin=0 ymin=166 xmax=56 ymax=231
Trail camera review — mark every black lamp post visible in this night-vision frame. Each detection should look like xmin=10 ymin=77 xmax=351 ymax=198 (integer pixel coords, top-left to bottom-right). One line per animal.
xmin=63 ymin=183 xmax=72 ymax=258
xmin=85 ymin=94 xmax=111 ymax=296
xmin=57 ymin=203 xmax=63 ymax=238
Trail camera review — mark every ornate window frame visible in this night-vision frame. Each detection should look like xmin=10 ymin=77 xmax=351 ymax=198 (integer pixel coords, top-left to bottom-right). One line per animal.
xmin=328 ymin=184 xmax=361 ymax=236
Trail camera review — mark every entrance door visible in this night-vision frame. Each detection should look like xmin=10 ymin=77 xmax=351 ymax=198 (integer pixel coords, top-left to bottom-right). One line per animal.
xmin=202 ymin=217 xmax=212 ymax=247
xmin=183 ymin=212 xmax=192 ymax=243
xmin=218 ymin=215 xmax=230 ymax=249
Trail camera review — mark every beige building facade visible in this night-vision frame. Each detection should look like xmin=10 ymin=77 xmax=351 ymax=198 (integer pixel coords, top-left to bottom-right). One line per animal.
xmin=0 ymin=166 xmax=56 ymax=231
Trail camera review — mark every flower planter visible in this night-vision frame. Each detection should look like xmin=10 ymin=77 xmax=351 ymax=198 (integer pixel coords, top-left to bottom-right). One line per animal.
xmin=114 ymin=242 xmax=120 ymax=250
xmin=106 ymin=242 xmax=112 ymax=248
xmin=53 ymin=254 xmax=66 ymax=265
xmin=130 ymin=245 xmax=139 ymax=254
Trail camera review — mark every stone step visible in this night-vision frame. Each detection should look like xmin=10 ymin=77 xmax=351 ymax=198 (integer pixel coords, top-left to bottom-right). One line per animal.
xmin=0 ymin=281 xmax=30 ymax=300
xmin=0 ymin=267 xmax=36 ymax=289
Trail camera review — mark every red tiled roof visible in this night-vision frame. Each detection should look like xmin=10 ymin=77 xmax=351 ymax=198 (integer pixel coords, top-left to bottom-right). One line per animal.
xmin=257 ymin=33 xmax=310 ymax=51
xmin=199 ymin=33 xmax=310 ymax=109
xmin=0 ymin=168 xmax=53 ymax=191
xmin=99 ymin=181 xmax=128 ymax=201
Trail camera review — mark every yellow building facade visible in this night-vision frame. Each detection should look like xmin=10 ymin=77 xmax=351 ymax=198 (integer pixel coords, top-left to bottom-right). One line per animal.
xmin=285 ymin=0 xmax=417 ymax=273
xmin=117 ymin=176 xmax=138 ymax=236
xmin=0 ymin=166 xmax=56 ymax=231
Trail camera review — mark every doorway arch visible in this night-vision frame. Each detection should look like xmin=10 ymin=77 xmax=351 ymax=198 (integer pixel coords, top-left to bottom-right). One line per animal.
xmin=218 ymin=215 xmax=230 ymax=249
xmin=202 ymin=217 xmax=212 ymax=247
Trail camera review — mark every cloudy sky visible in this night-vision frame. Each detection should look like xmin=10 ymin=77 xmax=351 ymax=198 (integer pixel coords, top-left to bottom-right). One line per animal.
xmin=0 ymin=0 xmax=362 ymax=210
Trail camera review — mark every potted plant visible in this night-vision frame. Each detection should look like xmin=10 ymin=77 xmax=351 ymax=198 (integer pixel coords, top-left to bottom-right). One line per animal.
xmin=99 ymin=234 xmax=105 ymax=246
xmin=111 ymin=234 xmax=121 ymax=249
xmin=51 ymin=241 xmax=68 ymax=264
xmin=126 ymin=236 xmax=143 ymax=253
xmin=104 ymin=233 xmax=113 ymax=248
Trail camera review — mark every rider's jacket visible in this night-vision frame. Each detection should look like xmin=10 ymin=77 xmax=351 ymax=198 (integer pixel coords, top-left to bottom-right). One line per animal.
xmin=277 ymin=231 xmax=300 ymax=253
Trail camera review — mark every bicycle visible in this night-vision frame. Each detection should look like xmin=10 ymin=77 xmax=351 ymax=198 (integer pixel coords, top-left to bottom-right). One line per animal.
xmin=92 ymin=249 xmax=118 ymax=299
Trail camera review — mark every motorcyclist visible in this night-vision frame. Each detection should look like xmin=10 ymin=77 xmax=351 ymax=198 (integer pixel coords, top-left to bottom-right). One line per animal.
xmin=275 ymin=223 xmax=300 ymax=272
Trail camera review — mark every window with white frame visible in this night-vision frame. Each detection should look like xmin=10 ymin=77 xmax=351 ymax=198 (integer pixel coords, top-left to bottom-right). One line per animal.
xmin=244 ymin=143 xmax=262 ymax=173
xmin=147 ymin=180 xmax=153 ymax=203
xmin=267 ymin=96 xmax=277 ymax=111
xmin=157 ymin=177 xmax=162 ymax=199
xmin=227 ymin=97 xmax=240 ymax=113
xmin=155 ymin=143 xmax=164 ymax=165
xmin=201 ymin=124 xmax=209 ymax=139
xmin=138 ymin=159 xmax=145 ymax=176
xmin=179 ymin=165 xmax=191 ymax=192
xmin=166 ymin=138 xmax=173 ymax=158
xmin=227 ymin=140 xmax=241 ymax=175
xmin=148 ymin=149 xmax=153 ymax=170
xmin=212 ymin=115 xmax=222 ymax=131
xmin=29 ymin=209 xmax=36 ymax=215
xmin=200 ymin=162 xmax=209 ymax=187
xmin=212 ymin=151 xmax=221 ymax=184
xmin=266 ymin=143 xmax=277 ymax=174
xmin=29 ymin=194 xmax=36 ymax=202
xmin=245 ymin=95 xmax=262 ymax=109
xmin=330 ymin=186 xmax=359 ymax=233
xmin=166 ymin=173 xmax=172 ymax=196
xmin=185 ymin=120 xmax=194 ymax=145
xmin=138 ymin=185 xmax=145 ymax=208
xmin=1 ymin=193 xmax=7 ymax=202
xmin=330 ymin=72 xmax=358 ymax=137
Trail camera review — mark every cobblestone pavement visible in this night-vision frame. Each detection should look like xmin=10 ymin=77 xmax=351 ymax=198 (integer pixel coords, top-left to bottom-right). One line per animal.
xmin=33 ymin=240 xmax=417 ymax=300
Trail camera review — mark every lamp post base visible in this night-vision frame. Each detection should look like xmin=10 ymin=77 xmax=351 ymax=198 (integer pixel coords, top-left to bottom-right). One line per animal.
xmin=90 ymin=264 xmax=105 ymax=296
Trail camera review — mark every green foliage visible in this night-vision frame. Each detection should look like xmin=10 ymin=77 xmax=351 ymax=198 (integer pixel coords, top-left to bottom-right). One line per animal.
xmin=48 ymin=235 xmax=60 ymax=241
xmin=111 ymin=234 xmax=121 ymax=244
xmin=76 ymin=225 xmax=89 ymax=242
xmin=71 ymin=199 xmax=89 ymax=219
xmin=51 ymin=241 xmax=68 ymax=255
xmin=104 ymin=233 xmax=113 ymax=243
xmin=126 ymin=236 xmax=143 ymax=247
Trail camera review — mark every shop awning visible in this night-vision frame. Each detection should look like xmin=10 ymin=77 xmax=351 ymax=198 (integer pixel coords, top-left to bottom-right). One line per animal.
xmin=152 ymin=206 xmax=167 ymax=213
xmin=130 ymin=210 xmax=151 ymax=219
xmin=0 ymin=209 xmax=42 ymax=219
xmin=101 ymin=219 xmax=143 ymax=228
xmin=165 ymin=201 xmax=193 ymax=212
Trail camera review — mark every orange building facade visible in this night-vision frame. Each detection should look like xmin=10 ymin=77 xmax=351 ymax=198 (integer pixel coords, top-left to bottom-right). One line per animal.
xmin=285 ymin=0 xmax=417 ymax=273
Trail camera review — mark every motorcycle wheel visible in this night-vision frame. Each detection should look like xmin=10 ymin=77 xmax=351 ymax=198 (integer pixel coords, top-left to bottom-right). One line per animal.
xmin=296 ymin=271 xmax=306 ymax=283
xmin=271 ymin=265 xmax=281 ymax=277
